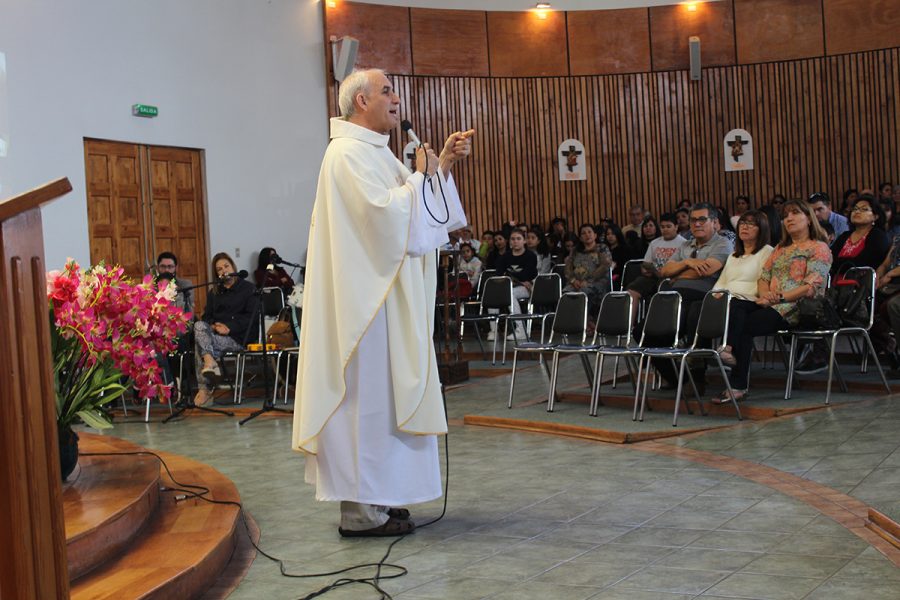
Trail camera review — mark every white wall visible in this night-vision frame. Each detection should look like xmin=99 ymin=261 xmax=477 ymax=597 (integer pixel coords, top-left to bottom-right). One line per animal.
xmin=0 ymin=0 xmax=329 ymax=273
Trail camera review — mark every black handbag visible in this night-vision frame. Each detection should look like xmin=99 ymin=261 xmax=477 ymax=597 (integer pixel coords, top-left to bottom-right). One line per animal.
xmin=795 ymin=295 xmax=842 ymax=330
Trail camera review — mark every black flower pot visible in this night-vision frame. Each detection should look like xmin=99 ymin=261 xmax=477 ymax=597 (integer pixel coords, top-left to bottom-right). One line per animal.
xmin=58 ymin=426 xmax=80 ymax=482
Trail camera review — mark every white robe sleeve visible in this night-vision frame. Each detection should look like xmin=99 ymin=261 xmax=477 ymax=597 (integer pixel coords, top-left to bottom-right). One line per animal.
xmin=406 ymin=171 xmax=468 ymax=257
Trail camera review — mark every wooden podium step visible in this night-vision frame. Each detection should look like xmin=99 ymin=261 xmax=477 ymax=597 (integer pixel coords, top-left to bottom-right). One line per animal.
xmin=67 ymin=434 xmax=243 ymax=600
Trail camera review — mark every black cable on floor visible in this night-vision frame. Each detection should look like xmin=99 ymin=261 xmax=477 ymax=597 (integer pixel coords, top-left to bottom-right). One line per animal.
xmin=79 ymin=421 xmax=450 ymax=600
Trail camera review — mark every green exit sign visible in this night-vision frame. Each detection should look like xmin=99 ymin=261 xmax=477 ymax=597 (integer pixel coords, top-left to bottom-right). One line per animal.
xmin=132 ymin=104 xmax=159 ymax=118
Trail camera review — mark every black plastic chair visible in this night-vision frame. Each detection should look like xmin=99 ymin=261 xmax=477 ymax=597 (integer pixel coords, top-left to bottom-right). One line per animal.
xmin=781 ymin=267 xmax=890 ymax=404
xmin=460 ymin=276 xmax=515 ymax=364
xmin=505 ymin=273 xmax=562 ymax=342
xmin=507 ymin=292 xmax=588 ymax=408
xmin=545 ymin=291 xmax=638 ymax=415
xmin=627 ymin=291 xmax=685 ymax=421
xmin=639 ymin=290 xmax=741 ymax=426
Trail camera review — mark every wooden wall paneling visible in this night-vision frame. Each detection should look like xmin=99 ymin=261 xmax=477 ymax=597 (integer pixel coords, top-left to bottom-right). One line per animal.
xmin=410 ymin=9 xmax=489 ymax=77
xmin=487 ymin=11 xmax=569 ymax=77
xmin=649 ymin=0 xmax=737 ymax=72
xmin=734 ymin=0 xmax=824 ymax=65
xmin=823 ymin=0 xmax=900 ymax=56
xmin=568 ymin=9 xmax=651 ymax=76
xmin=324 ymin=1 xmax=412 ymax=75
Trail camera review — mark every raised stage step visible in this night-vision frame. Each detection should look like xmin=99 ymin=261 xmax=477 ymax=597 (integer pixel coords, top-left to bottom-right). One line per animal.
xmin=68 ymin=434 xmax=243 ymax=600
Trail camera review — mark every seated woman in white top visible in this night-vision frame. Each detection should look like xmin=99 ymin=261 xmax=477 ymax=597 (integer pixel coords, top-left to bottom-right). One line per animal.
xmin=710 ymin=209 xmax=775 ymax=399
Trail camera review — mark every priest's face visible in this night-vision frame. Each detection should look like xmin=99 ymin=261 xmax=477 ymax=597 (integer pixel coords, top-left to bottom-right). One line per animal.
xmin=357 ymin=71 xmax=401 ymax=134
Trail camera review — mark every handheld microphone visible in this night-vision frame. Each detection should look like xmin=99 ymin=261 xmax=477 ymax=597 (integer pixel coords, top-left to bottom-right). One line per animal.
xmin=272 ymin=254 xmax=302 ymax=268
xmin=220 ymin=270 xmax=248 ymax=281
xmin=401 ymin=120 xmax=422 ymax=148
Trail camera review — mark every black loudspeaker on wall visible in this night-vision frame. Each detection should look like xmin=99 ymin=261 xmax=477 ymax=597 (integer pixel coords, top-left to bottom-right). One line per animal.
xmin=331 ymin=35 xmax=359 ymax=83
xmin=689 ymin=36 xmax=701 ymax=81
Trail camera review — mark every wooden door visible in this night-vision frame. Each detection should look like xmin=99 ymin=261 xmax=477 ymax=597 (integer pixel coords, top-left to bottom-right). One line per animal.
xmin=146 ymin=146 xmax=209 ymax=312
xmin=84 ymin=139 xmax=209 ymax=314
xmin=84 ymin=140 xmax=148 ymax=276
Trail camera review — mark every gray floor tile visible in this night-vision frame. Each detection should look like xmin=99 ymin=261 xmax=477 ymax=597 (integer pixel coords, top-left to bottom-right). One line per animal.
xmin=703 ymin=572 xmax=822 ymax=599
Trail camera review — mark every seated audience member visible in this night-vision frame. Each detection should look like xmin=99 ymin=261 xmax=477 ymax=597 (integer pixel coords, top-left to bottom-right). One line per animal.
xmin=840 ymin=189 xmax=859 ymax=218
xmin=254 ymin=247 xmax=295 ymax=294
xmin=193 ymin=252 xmax=259 ymax=406
xmin=485 ymin=230 xmax=508 ymax=270
xmin=156 ymin=251 xmax=193 ymax=314
xmin=604 ymin=223 xmax=632 ymax=279
xmin=526 ymin=227 xmax=553 ymax=274
xmin=456 ymin=242 xmax=483 ymax=286
xmin=873 ymin=233 xmax=900 ymax=361
xmin=677 ymin=199 xmax=692 ymax=210
xmin=770 ymin=194 xmax=787 ymax=217
xmin=456 ymin=226 xmax=480 ymax=253
xmin=478 ymin=230 xmax=494 ymax=260
xmin=557 ymin=233 xmax=579 ymax=264
xmin=548 ymin=217 xmax=569 ymax=260
xmin=634 ymin=215 xmax=661 ymax=257
xmin=675 ymin=207 xmax=694 ymax=240
xmin=642 ymin=212 xmax=685 ymax=271
xmin=564 ymin=223 xmax=613 ymax=315
xmin=706 ymin=211 xmax=774 ymax=397
xmin=621 ymin=204 xmax=646 ymax=235
xmin=645 ymin=203 xmax=734 ymax=389
xmin=819 ymin=220 xmax=836 ymax=246
xmin=831 ymin=195 xmax=890 ymax=275
xmin=491 ymin=229 xmax=538 ymax=340
xmin=714 ymin=207 xmax=737 ymax=243
xmin=716 ymin=199 xmax=831 ymax=400
xmin=809 ymin=192 xmax=849 ymax=240
xmin=878 ymin=181 xmax=894 ymax=205
xmin=880 ymin=202 xmax=900 ymax=237
xmin=730 ymin=195 xmax=751 ymax=229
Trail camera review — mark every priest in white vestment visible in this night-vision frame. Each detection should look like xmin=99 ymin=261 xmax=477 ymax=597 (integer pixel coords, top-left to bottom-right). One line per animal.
xmin=292 ymin=68 xmax=474 ymax=536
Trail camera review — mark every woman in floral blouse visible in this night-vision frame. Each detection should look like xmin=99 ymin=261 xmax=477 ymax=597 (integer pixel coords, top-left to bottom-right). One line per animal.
xmin=564 ymin=224 xmax=613 ymax=315
xmin=713 ymin=199 xmax=832 ymax=402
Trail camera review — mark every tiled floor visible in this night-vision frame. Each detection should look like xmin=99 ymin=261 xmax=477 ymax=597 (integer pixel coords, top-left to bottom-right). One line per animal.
xmin=105 ymin=356 xmax=900 ymax=599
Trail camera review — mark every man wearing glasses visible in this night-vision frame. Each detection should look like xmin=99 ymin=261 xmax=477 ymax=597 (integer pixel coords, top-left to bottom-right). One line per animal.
xmin=650 ymin=203 xmax=734 ymax=391
xmin=156 ymin=252 xmax=193 ymax=314
xmin=809 ymin=192 xmax=849 ymax=240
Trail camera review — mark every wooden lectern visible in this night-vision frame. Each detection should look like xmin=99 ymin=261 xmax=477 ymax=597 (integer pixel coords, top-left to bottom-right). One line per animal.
xmin=0 ymin=178 xmax=73 ymax=599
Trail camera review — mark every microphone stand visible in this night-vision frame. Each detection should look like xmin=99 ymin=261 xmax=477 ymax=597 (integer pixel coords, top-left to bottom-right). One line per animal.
xmin=164 ymin=279 xmax=235 ymax=422
xmin=239 ymin=277 xmax=293 ymax=426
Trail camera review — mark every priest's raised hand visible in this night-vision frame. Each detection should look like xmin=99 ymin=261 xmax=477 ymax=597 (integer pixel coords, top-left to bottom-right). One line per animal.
xmin=440 ymin=129 xmax=476 ymax=177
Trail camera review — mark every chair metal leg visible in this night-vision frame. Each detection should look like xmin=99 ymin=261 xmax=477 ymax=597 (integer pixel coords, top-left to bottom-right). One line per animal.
xmin=272 ymin=351 xmax=283 ymax=405
xmin=825 ymin=333 xmax=838 ymax=404
xmin=862 ymin=331 xmax=892 ymax=394
xmin=508 ymin=349 xmax=520 ymax=409
xmin=785 ymin=335 xmax=798 ymax=399
xmin=547 ymin=352 xmax=561 ymax=412
xmin=589 ymin=353 xmax=605 ymax=416
xmin=638 ymin=356 xmax=654 ymax=422
xmin=612 ymin=356 xmax=620 ymax=389
xmin=632 ymin=355 xmax=645 ymax=421
xmin=580 ymin=353 xmax=594 ymax=388
xmin=672 ymin=356 xmax=689 ymax=427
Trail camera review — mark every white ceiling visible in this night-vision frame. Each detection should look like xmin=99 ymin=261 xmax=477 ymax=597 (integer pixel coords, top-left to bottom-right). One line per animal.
xmin=342 ymin=0 xmax=719 ymax=11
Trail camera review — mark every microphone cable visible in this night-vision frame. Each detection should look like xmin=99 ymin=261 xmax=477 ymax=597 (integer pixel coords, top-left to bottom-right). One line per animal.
xmin=79 ymin=406 xmax=451 ymax=600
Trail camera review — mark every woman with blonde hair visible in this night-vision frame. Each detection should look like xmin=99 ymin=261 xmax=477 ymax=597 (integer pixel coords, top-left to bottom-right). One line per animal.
xmin=712 ymin=200 xmax=831 ymax=402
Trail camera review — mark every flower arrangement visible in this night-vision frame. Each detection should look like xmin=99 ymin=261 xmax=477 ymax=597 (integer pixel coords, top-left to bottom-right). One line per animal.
xmin=48 ymin=260 xmax=191 ymax=430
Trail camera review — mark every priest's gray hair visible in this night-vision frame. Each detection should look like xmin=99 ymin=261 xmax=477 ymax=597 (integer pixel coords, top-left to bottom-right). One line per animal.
xmin=338 ymin=69 xmax=384 ymax=118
